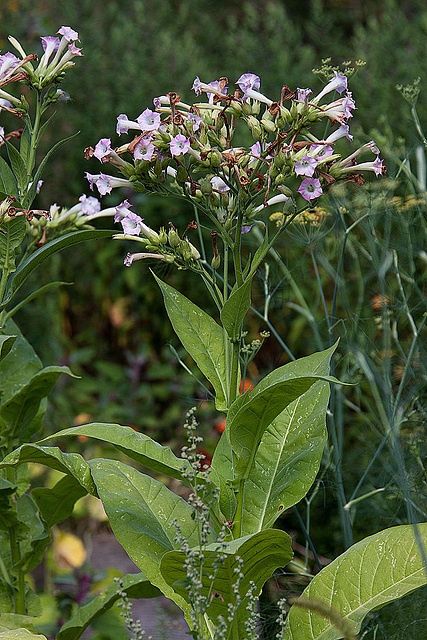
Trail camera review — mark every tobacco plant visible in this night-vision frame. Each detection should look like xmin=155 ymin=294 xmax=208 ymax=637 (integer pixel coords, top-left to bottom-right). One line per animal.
xmin=0 ymin=28 xmax=426 ymax=640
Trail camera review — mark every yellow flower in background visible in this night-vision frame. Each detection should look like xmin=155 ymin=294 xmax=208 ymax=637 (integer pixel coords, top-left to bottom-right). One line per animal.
xmin=53 ymin=530 xmax=86 ymax=570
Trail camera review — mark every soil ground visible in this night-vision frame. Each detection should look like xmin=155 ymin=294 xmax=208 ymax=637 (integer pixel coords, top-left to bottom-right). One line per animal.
xmin=87 ymin=529 xmax=190 ymax=639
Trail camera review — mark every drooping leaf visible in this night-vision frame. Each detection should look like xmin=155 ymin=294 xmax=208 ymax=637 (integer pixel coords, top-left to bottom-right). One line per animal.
xmin=32 ymin=475 xmax=87 ymax=529
xmin=14 ymin=494 xmax=49 ymax=574
xmin=161 ymin=528 xmax=293 ymax=629
xmin=0 ymin=365 xmax=73 ymax=446
xmin=0 ymin=444 xmax=96 ymax=495
xmin=220 ymin=277 xmax=252 ymax=342
xmin=154 ymin=274 xmax=228 ymax=410
xmin=56 ymin=573 xmax=161 ymax=640
xmin=0 ymin=216 xmax=26 ymax=273
xmin=284 ymin=523 xmax=427 ymax=640
xmin=1 ymin=229 xmax=113 ymax=309
xmin=44 ymin=423 xmax=190 ymax=482
xmin=88 ymin=458 xmax=214 ymax=615
xmin=0 ymin=335 xmax=17 ymax=362
xmin=0 ymin=320 xmax=42 ymax=405
xmin=239 ymin=346 xmax=335 ymax=535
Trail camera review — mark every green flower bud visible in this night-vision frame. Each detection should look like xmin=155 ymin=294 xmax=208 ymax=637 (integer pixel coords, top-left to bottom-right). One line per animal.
xmin=164 ymin=254 xmax=175 ymax=263
xmin=290 ymin=102 xmax=298 ymax=119
xmin=210 ymin=150 xmax=223 ymax=167
xmin=194 ymin=189 xmax=203 ymax=199
xmin=230 ymin=100 xmax=242 ymax=115
xmin=279 ymin=185 xmax=293 ymax=197
xmin=211 ymin=254 xmax=221 ymax=269
xmin=168 ymin=229 xmax=181 ymax=248
xmin=247 ymin=116 xmax=262 ymax=141
xmin=274 ymin=151 xmax=285 ymax=168
xmin=261 ymin=118 xmax=276 ymax=134
xmin=178 ymin=240 xmax=192 ymax=262
xmin=216 ymin=208 xmax=227 ymax=224
xmin=252 ymin=101 xmax=260 ymax=116
xmin=159 ymin=227 xmax=168 ymax=244
xmin=225 ymin=217 xmax=232 ymax=231
xmin=269 ymin=165 xmax=279 ymax=180
xmin=176 ymin=165 xmax=188 ymax=185
xmin=242 ymin=102 xmax=252 ymax=115
xmin=200 ymin=177 xmax=213 ymax=195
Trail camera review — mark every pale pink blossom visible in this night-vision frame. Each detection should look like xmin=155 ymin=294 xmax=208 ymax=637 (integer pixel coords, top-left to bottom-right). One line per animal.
xmin=133 ymin=136 xmax=155 ymax=161
xmin=85 ymin=172 xmax=132 ymax=195
xmin=170 ymin=133 xmax=190 ymax=156
xmin=340 ymin=156 xmax=384 ymax=177
xmin=298 ymin=177 xmax=323 ymax=202
xmin=310 ymin=144 xmax=335 ymax=159
xmin=313 ymin=70 xmax=348 ymax=104
xmin=79 ymin=194 xmax=101 ymax=215
xmin=121 ymin=211 xmax=144 ymax=235
xmin=57 ymin=27 xmax=79 ymax=42
xmin=116 ymin=114 xmax=142 ymax=135
xmin=136 ymin=108 xmax=161 ymax=132
xmin=297 ymin=87 xmax=312 ymax=103
xmin=93 ymin=138 xmax=113 ymax=161
xmin=295 ymin=155 xmax=318 ymax=177
xmin=0 ymin=52 xmax=20 ymax=81
xmin=236 ymin=73 xmax=273 ymax=106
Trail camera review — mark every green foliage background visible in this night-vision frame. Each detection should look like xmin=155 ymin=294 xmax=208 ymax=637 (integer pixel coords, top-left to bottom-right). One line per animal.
xmin=0 ymin=1 xmax=426 ymax=635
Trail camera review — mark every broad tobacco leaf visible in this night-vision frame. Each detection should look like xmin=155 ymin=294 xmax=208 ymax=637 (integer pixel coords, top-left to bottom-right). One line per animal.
xmin=88 ymin=458 xmax=215 ymax=616
xmin=154 ymin=274 xmax=229 ymax=410
xmin=284 ymin=523 xmax=427 ymax=640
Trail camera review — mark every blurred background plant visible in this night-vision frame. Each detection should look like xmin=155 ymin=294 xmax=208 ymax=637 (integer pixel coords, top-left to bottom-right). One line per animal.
xmin=0 ymin=1 xmax=425 ymax=637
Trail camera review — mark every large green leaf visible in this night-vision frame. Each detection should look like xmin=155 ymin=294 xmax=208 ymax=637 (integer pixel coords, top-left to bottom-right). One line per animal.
xmin=1 ymin=229 xmax=113 ymax=309
xmin=161 ymin=528 xmax=292 ymax=629
xmin=14 ymin=494 xmax=49 ymax=574
xmin=239 ymin=346 xmax=334 ymax=535
xmin=220 ymin=278 xmax=252 ymax=342
xmin=154 ymin=274 xmax=228 ymax=410
xmin=0 ymin=444 xmax=96 ymax=495
xmin=88 ymin=459 xmax=214 ymax=614
xmin=218 ymin=346 xmax=340 ymax=483
xmin=4 ymin=140 xmax=27 ymax=197
xmin=284 ymin=523 xmax=427 ymax=640
xmin=0 ymin=216 xmax=26 ymax=273
xmin=44 ymin=423 xmax=190 ymax=482
xmin=0 ymin=156 xmax=18 ymax=198
xmin=56 ymin=573 xmax=161 ymax=640
xmin=0 ymin=365 xmax=73 ymax=446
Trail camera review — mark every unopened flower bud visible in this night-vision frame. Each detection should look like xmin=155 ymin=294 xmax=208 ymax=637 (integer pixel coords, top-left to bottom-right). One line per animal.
xmin=159 ymin=227 xmax=168 ymax=244
xmin=278 ymin=185 xmax=293 ymax=197
xmin=176 ymin=165 xmax=188 ymax=185
xmin=210 ymin=150 xmax=222 ymax=167
xmin=247 ymin=116 xmax=262 ymax=141
xmin=229 ymin=100 xmax=242 ymax=115
xmin=211 ymin=254 xmax=221 ymax=269
xmin=216 ymin=208 xmax=227 ymax=224
xmin=261 ymin=118 xmax=276 ymax=134
xmin=269 ymin=165 xmax=279 ymax=180
xmin=164 ymin=254 xmax=175 ymax=263
xmin=290 ymin=102 xmax=298 ymax=119
xmin=200 ymin=177 xmax=213 ymax=195
xmin=274 ymin=152 xmax=285 ymax=168
xmin=251 ymin=101 xmax=260 ymax=116
xmin=168 ymin=228 xmax=181 ymax=247
xmin=242 ymin=102 xmax=252 ymax=115
xmin=178 ymin=240 xmax=192 ymax=261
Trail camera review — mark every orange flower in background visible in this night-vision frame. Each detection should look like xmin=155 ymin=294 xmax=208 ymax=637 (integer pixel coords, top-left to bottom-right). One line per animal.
xmin=239 ymin=378 xmax=254 ymax=394
xmin=215 ymin=416 xmax=226 ymax=433
xmin=73 ymin=413 xmax=92 ymax=441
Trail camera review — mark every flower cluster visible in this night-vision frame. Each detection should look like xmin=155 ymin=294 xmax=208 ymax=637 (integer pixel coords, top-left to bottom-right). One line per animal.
xmin=85 ymin=70 xmax=384 ymax=266
xmin=25 ymin=194 xmax=116 ymax=244
xmin=0 ymin=26 xmax=82 ymax=111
